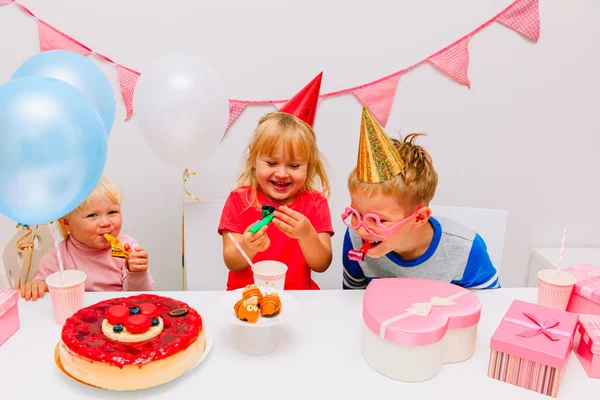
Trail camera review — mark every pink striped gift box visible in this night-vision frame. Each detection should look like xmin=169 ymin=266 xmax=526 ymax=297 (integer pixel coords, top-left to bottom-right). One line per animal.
xmin=563 ymin=264 xmax=600 ymax=315
xmin=0 ymin=289 xmax=20 ymax=347
xmin=488 ymin=300 xmax=579 ymax=397
xmin=573 ymin=314 xmax=600 ymax=378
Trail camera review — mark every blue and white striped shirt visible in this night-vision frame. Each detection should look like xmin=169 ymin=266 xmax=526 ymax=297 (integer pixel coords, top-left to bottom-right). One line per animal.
xmin=342 ymin=217 xmax=501 ymax=290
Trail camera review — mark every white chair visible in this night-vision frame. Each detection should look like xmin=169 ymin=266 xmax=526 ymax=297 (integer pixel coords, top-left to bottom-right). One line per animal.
xmin=184 ymin=199 xmax=228 ymax=290
xmin=429 ymin=205 xmax=508 ymax=273
xmin=1 ymin=224 xmax=54 ymax=289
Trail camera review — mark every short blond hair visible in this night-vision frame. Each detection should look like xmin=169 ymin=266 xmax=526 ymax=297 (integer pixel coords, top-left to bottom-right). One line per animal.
xmin=348 ymin=133 xmax=437 ymax=211
xmin=238 ymin=111 xmax=330 ymax=208
xmin=58 ymin=177 xmax=122 ymax=238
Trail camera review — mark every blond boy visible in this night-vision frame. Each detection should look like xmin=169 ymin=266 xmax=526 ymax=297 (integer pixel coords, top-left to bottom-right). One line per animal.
xmin=342 ymin=107 xmax=499 ymax=290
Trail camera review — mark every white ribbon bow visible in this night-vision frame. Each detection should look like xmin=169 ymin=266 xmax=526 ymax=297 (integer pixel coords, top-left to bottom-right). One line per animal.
xmin=378 ymin=290 xmax=469 ymax=338
xmin=405 ymin=296 xmax=457 ymax=316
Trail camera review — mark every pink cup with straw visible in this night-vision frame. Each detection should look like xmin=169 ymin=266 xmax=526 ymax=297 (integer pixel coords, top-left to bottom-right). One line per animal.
xmin=45 ymin=270 xmax=86 ymax=325
xmin=537 ymin=228 xmax=576 ymax=310
xmin=537 ymin=269 xmax=576 ymax=310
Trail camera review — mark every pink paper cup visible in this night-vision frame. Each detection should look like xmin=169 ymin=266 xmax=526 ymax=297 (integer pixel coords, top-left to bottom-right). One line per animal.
xmin=45 ymin=270 xmax=86 ymax=325
xmin=537 ymin=269 xmax=576 ymax=310
xmin=252 ymin=260 xmax=287 ymax=290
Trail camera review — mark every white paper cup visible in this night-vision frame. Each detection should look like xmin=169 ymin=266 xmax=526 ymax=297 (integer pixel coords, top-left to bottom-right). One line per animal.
xmin=252 ymin=261 xmax=287 ymax=290
xmin=46 ymin=270 xmax=87 ymax=325
xmin=537 ymin=269 xmax=576 ymax=310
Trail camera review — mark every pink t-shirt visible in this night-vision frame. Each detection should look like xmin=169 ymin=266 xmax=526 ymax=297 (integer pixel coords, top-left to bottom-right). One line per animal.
xmin=32 ymin=234 xmax=155 ymax=292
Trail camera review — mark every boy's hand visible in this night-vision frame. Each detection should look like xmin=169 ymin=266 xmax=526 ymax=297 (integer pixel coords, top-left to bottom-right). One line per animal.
xmin=273 ymin=206 xmax=316 ymax=241
xmin=18 ymin=280 xmax=47 ymax=301
xmin=243 ymin=222 xmax=270 ymax=253
xmin=125 ymin=243 xmax=149 ymax=272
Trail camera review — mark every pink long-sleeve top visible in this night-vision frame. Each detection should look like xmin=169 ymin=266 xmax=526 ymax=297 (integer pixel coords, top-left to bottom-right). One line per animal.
xmin=32 ymin=234 xmax=155 ymax=292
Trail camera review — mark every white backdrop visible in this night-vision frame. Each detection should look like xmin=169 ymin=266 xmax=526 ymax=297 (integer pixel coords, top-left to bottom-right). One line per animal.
xmin=0 ymin=0 xmax=599 ymax=290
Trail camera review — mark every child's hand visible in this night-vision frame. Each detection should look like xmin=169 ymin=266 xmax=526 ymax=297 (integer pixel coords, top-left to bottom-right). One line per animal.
xmin=18 ymin=280 xmax=47 ymax=301
xmin=243 ymin=221 xmax=270 ymax=253
xmin=124 ymin=243 xmax=149 ymax=272
xmin=273 ymin=206 xmax=316 ymax=241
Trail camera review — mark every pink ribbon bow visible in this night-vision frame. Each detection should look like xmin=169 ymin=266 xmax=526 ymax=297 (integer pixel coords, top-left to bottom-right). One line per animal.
xmin=516 ymin=312 xmax=562 ymax=341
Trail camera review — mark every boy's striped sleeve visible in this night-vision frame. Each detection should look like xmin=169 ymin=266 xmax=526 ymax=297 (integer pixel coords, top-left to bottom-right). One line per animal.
xmin=452 ymin=234 xmax=501 ymax=289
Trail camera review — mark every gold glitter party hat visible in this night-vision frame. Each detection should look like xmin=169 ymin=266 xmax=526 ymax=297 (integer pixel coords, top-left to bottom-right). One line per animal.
xmin=356 ymin=106 xmax=404 ymax=183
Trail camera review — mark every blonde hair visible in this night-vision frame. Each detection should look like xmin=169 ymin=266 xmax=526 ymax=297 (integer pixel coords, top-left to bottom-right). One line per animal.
xmin=58 ymin=177 xmax=122 ymax=238
xmin=238 ymin=111 xmax=330 ymax=207
xmin=348 ymin=133 xmax=437 ymax=211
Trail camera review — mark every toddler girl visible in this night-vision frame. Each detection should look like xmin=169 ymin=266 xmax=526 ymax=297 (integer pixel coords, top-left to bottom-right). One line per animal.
xmin=19 ymin=177 xmax=155 ymax=301
xmin=219 ymin=73 xmax=334 ymax=290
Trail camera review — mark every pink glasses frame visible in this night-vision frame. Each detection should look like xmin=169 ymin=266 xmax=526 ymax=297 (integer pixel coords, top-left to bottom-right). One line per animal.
xmin=341 ymin=204 xmax=422 ymax=239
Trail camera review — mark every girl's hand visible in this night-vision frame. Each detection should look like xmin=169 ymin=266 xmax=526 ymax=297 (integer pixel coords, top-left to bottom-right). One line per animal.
xmin=243 ymin=221 xmax=270 ymax=253
xmin=125 ymin=243 xmax=149 ymax=272
xmin=18 ymin=280 xmax=47 ymax=301
xmin=273 ymin=206 xmax=316 ymax=241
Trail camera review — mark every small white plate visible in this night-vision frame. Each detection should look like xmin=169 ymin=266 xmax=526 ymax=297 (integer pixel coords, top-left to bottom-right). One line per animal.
xmin=222 ymin=287 xmax=299 ymax=328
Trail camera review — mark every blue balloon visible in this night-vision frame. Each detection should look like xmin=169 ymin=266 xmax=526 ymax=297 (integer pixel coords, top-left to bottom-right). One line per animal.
xmin=11 ymin=50 xmax=116 ymax=136
xmin=0 ymin=76 xmax=107 ymax=225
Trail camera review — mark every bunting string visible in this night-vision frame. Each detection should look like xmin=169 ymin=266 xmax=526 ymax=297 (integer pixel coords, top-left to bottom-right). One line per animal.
xmin=1 ymin=0 xmax=540 ymax=130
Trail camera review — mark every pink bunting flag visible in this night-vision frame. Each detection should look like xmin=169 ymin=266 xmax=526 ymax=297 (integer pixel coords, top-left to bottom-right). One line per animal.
xmin=117 ymin=65 xmax=141 ymax=120
xmin=352 ymin=74 xmax=401 ymax=127
xmin=271 ymin=101 xmax=286 ymax=110
xmin=428 ymin=37 xmax=471 ymax=88
xmin=226 ymin=100 xmax=248 ymax=132
xmin=0 ymin=0 xmax=13 ymax=7
xmin=496 ymin=0 xmax=540 ymax=42
xmin=38 ymin=21 xmax=91 ymax=55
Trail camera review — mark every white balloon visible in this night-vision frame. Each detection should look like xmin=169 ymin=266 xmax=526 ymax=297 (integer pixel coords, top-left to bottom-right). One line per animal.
xmin=134 ymin=54 xmax=229 ymax=170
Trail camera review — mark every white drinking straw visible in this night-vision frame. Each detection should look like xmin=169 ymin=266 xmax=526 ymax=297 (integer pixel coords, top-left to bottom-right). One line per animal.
xmin=227 ymin=232 xmax=255 ymax=269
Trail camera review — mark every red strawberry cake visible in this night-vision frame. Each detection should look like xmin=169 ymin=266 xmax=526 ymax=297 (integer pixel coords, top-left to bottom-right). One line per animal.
xmin=57 ymin=294 xmax=205 ymax=390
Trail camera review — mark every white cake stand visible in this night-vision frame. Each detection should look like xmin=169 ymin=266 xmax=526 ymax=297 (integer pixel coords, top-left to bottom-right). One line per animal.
xmin=221 ymin=287 xmax=299 ymax=355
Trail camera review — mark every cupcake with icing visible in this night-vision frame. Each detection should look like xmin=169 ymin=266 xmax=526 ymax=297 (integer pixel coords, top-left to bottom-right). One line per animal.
xmin=260 ymin=293 xmax=282 ymax=317
xmin=242 ymin=284 xmax=263 ymax=304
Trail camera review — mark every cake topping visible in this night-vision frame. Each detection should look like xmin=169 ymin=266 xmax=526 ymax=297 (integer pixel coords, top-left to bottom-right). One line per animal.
xmin=63 ymin=294 xmax=202 ymax=367
xmin=112 ymin=324 xmax=124 ymax=333
xmin=125 ymin=314 xmax=152 ymax=334
xmin=139 ymin=303 xmax=160 ymax=318
xmin=106 ymin=305 xmax=129 ymax=325
xmin=129 ymin=305 xmax=141 ymax=315
xmin=170 ymin=307 xmax=189 ymax=317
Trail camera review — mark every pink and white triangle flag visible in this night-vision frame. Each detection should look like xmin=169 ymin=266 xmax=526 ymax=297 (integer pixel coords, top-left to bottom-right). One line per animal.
xmin=117 ymin=65 xmax=141 ymax=120
xmin=38 ymin=21 xmax=91 ymax=55
xmin=428 ymin=37 xmax=471 ymax=88
xmin=0 ymin=0 xmax=12 ymax=7
xmin=271 ymin=101 xmax=286 ymax=110
xmin=352 ymin=74 xmax=401 ymax=127
xmin=496 ymin=0 xmax=540 ymax=42
xmin=225 ymin=100 xmax=248 ymax=132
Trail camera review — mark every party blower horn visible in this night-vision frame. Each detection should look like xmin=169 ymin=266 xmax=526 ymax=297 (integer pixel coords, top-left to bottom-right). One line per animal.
xmin=249 ymin=206 xmax=276 ymax=234
xmin=348 ymin=241 xmax=372 ymax=262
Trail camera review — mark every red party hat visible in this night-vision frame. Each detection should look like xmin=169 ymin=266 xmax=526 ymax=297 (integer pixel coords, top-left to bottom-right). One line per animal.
xmin=279 ymin=72 xmax=322 ymax=127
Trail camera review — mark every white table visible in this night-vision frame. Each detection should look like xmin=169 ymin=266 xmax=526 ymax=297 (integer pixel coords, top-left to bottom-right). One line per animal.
xmin=528 ymin=247 xmax=600 ymax=286
xmin=1 ymin=289 xmax=598 ymax=399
